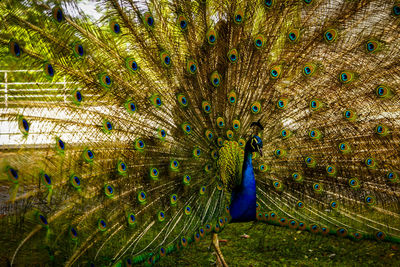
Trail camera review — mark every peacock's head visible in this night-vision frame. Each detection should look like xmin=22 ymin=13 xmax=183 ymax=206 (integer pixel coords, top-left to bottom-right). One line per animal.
xmin=245 ymin=135 xmax=263 ymax=156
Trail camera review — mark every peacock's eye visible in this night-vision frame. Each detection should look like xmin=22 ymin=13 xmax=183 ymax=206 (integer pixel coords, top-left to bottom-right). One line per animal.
xmin=393 ymin=4 xmax=400 ymax=16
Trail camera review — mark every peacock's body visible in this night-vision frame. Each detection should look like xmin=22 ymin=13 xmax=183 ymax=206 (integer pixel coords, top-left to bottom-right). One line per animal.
xmin=0 ymin=0 xmax=400 ymax=265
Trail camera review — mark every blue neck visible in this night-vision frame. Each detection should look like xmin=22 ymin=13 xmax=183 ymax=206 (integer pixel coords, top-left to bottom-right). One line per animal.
xmin=229 ymin=150 xmax=256 ymax=222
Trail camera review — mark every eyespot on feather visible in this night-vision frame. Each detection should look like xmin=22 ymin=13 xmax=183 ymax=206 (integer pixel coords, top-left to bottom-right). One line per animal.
xmin=206 ymin=29 xmax=217 ymax=45
xmin=270 ymin=65 xmax=282 ymax=79
xmin=202 ymin=101 xmax=212 ymax=113
xmin=343 ymin=109 xmax=357 ymax=122
xmin=150 ymin=168 xmax=159 ymax=180
xmin=216 ymin=117 xmax=225 ymax=128
xmin=254 ymin=34 xmax=265 ymax=49
xmin=43 ymin=62 xmax=55 ymax=80
xmin=305 ymin=156 xmax=316 ymax=168
xmin=110 ymin=21 xmax=121 ymax=34
xmin=251 ymin=102 xmax=261 ymax=114
xmin=324 ymin=29 xmax=338 ymax=43
xmin=186 ymin=59 xmax=198 ymax=74
xmin=288 ymin=29 xmax=300 ymax=42
xmin=177 ymin=14 xmax=188 ymax=31
xmin=150 ymin=94 xmax=162 ymax=108
xmin=72 ymin=89 xmax=83 ymax=105
xmin=210 ymin=71 xmax=222 ymax=87
xmin=160 ymin=51 xmax=172 ymax=68
xmin=134 ymin=138 xmax=145 ymax=151
xmin=143 ymin=12 xmax=154 ymax=28
xmin=125 ymin=99 xmax=137 ymax=113
xmin=18 ymin=116 xmax=30 ymax=135
xmin=102 ymin=119 xmax=113 ymax=134
xmin=72 ymin=41 xmax=84 ymax=57
xmin=263 ymin=0 xmax=275 ymax=8
xmin=99 ymin=73 xmax=112 ymax=89
xmin=227 ymin=91 xmax=237 ymax=104
xmin=9 ymin=40 xmax=22 ymax=58
xmin=52 ymin=7 xmax=64 ymax=23
xmin=125 ymin=57 xmax=139 ymax=73
xmin=227 ymin=48 xmax=239 ymax=63
xmin=234 ymin=9 xmax=244 ymax=24
xmin=276 ymin=97 xmax=289 ymax=110
xmin=182 ymin=122 xmax=192 ymax=134
xmin=137 ymin=191 xmax=147 ymax=204
xmin=339 ymin=71 xmax=354 ymax=84
xmin=309 ymin=99 xmax=323 ymax=111
xmin=177 ymin=93 xmax=189 ymax=107
xmin=303 ymin=63 xmax=316 ymax=77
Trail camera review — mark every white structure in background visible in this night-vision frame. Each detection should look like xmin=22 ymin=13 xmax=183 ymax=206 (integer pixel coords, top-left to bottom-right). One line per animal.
xmin=0 ymin=70 xmax=69 ymax=146
xmin=0 ymin=70 xmax=68 ymax=108
xmin=0 ymin=69 xmax=161 ymax=148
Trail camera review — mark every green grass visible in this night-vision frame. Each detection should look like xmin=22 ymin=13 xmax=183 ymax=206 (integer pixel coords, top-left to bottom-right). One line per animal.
xmin=161 ymin=222 xmax=400 ymax=266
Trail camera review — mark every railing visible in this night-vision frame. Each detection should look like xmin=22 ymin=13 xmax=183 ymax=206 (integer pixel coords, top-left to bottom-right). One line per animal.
xmin=0 ymin=69 xmax=118 ymax=147
xmin=0 ymin=69 xmax=68 ymax=108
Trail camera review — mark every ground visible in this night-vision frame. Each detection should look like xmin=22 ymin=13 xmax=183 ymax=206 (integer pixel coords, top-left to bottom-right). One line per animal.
xmin=162 ymin=222 xmax=400 ymax=266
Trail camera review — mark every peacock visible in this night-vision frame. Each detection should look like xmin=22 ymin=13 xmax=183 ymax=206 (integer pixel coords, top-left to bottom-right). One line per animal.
xmin=0 ymin=0 xmax=400 ymax=265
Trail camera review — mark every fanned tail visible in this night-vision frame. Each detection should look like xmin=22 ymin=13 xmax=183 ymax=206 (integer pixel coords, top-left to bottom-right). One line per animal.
xmin=0 ymin=0 xmax=399 ymax=266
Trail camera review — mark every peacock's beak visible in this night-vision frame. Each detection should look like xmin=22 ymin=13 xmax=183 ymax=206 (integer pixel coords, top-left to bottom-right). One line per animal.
xmin=257 ymin=146 xmax=263 ymax=157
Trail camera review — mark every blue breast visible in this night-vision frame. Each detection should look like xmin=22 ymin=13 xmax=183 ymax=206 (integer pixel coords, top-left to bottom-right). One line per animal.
xmin=229 ymin=152 xmax=256 ymax=222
